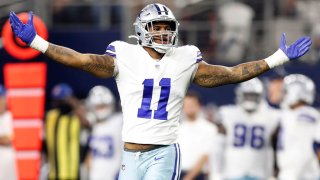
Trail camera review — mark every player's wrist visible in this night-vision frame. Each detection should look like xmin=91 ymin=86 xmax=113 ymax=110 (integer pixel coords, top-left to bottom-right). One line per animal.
xmin=29 ymin=35 xmax=49 ymax=53
xmin=264 ymin=49 xmax=289 ymax=69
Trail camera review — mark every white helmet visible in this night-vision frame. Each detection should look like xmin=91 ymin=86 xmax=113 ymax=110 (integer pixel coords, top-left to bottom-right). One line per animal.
xmin=133 ymin=3 xmax=179 ymax=54
xmin=282 ymin=74 xmax=315 ymax=107
xmin=235 ymin=78 xmax=264 ymax=112
xmin=86 ymin=86 xmax=115 ymax=121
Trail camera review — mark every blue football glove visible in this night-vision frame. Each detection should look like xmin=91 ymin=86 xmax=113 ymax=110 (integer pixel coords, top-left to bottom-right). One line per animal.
xmin=279 ymin=33 xmax=312 ymax=60
xmin=9 ymin=11 xmax=36 ymax=45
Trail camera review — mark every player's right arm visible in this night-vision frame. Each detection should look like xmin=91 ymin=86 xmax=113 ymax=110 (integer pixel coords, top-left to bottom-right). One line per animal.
xmin=45 ymin=44 xmax=115 ymax=78
xmin=9 ymin=11 xmax=115 ymax=78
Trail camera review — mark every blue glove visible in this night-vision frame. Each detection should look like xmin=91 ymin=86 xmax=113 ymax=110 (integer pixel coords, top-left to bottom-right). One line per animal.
xmin=9 ymin=11 xmax=36 ymax=45
xmin=279 ymin=33 xmax=312 ymax=60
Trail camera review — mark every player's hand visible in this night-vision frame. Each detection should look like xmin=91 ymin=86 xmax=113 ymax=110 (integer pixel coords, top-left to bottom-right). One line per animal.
xmin=9 ymin=11 xmax=36 ymax=45
xmin=279 ymin=33 xmax=312 ymax=60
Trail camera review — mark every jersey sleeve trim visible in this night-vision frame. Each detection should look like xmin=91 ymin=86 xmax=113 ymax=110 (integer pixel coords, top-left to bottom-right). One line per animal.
xmin=106 ymin=44 xmax=116 ymax=58
xmin=196 ymin=51 xmax=203 ymax=63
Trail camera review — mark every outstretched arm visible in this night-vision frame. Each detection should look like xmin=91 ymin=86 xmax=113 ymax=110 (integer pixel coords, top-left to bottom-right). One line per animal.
xmin=9 ymin=11 xmax=115 ymax=78
xmin=194 ymin=60 xmax=269 ymax=87
xmin=45 ymin=44 xmax=115 ymax=78
xmin=194 ymin=34 xmax=311 ymax=88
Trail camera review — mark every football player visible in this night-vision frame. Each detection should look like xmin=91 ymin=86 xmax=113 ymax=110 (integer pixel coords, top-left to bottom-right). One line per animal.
xmin=178 ymin=91 xmax=218 ymax=180
xmin=277 ymin=74 xmax=320 ymax=180
xmin=9 ymin=3 xmax=312 ymax=179
xmin=0 ymin=85 xmax=17 ymax=180
xmin=85 ymin=86 xmax=123 ymax=180
xmin=217 ymin=78 xmax=280 ymax=179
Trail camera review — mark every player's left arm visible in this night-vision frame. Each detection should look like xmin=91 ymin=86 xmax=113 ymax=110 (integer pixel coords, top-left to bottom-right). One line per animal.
xmin=194 ymin=60 xmax=269 ymax=87
xmin=194 ymin=34 xmax=312 ymax=88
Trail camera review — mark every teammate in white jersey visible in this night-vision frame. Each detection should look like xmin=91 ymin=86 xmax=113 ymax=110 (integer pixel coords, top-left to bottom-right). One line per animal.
xmin=0 ymin=85 xmax=17 ymax=180
xmin=9 ymin=3 xmax=312 ymax=179
xmin=178 ymin=91 xmax=218 ymax=180
xmin=314 ymin=121 xmax=320 ymax=164
xmin=85 ymin=86 xmax=123 ymax=180
xmin=217 ymin=78 xmax=279 ymax=180
xmin=277 ymin=74 xmax=320 ymax=180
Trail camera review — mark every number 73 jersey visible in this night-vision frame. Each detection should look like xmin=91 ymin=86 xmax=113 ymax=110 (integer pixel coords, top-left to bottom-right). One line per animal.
xmin=106 ymin=41 xmax=202 ymax=145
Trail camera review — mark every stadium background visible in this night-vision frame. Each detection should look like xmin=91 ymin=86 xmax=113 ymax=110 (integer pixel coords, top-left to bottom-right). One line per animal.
xmin=0 ymin=0 xmax=320 ymax=179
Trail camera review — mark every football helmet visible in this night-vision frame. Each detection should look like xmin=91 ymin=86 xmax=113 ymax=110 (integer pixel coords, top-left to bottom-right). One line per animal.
xmin=133 ymin=3 xmax=179 ymax=54
xmin=235 ymin=78 xmax=264 ymax=112
xmin=282 ymin=74 xmax=315 ymax=107
xmin=86 ymin=86 xmax=115 ymax=121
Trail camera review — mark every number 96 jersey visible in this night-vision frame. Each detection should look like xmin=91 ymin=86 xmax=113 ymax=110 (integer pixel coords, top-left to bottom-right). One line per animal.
xmin=218 ymin=104 xmax=280 ymax=179
xmin=106 ymin=41 xmax=202 ymax=145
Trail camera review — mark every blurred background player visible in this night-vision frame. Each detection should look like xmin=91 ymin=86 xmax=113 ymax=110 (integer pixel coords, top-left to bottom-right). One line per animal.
xmin=277 ymin=74 xmax=320 ymax=180
xmin=43 ymin=83 xmax=87 ymax=180
xmin=265 ymin=68 xmax=287 ymax=109
xmin=85 ymin=85 xmax=123 ymax=180
xmin=313 ymin=123 xmax=320 ymax=164
xmin=217 ymin=78 xmax=280 ymax=180
xmin=178 ymin=91 xmax=218 ymax=180
xmin=0 ymin=84 xmax=17 ymax=180
xmin=314 ymin=120 xmax=320 ymax=164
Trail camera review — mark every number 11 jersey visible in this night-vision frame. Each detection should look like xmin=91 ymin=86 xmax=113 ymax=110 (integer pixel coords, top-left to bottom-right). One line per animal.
xmin=106 ymin=41 xmax=202 ymax=145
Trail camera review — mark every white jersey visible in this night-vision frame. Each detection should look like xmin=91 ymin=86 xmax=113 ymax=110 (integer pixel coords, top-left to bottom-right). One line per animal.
xmin=0 ymin=111 xmax=17 ymax=180
xmin=178 ymin=117 xmax=218 ymax=172
xmin=106 ymin=41 xmax=201 ymax=145
xmin=219 ymin=103 xmax=279 ymax=179
xmin=277 ymin=105 xmax=320 ymax=180
xmin=89 ymin=113 xmax=123 ymax=180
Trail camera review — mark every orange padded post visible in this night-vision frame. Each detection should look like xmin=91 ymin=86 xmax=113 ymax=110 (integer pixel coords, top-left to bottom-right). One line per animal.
xmin=16 ymin=152 xmax=41 ymax=180
xmin=13 ymin=121 xmax=43 ymax=150
xmin=7 ymin=89 xmax=45 ymax=119
xmin=4 ymin=63 xmax=47 ymax=88
xmin=3 ymin=62 xmax=47 ymax=180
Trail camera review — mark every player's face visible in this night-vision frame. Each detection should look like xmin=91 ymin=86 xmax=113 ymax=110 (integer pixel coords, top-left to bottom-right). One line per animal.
xmin=183 ymin=97 xmax=201 ymax=120
xmin=147 ymin=22 xmax=173 ymax=45
xmin=243 ymin=93 xmax=260 ymax=103
xmin=94 ymin=104 xmax=111 ymax=120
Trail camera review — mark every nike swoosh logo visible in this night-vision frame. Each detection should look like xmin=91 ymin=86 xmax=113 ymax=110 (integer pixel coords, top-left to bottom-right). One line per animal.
xmin=154 ymin=156 xmax=164 ymax=161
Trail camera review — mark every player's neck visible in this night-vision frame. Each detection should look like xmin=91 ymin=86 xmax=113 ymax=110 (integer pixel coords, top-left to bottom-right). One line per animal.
xmin=186 ymin=114 xmax=197 ymax=121
xmin=143 ymin=46 xmax=165 ymax=60
xmin=290 ymin=102 xmax=306 ymax=110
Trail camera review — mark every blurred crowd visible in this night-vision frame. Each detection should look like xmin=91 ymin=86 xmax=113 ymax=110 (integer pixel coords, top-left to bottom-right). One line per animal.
xmin=49 ymin=0 xmax=320 ymax=65
xmin=1 ymin=71 xmax=320 ymax=180
xmin=2 ymin=0 xmax=320 ymax=65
